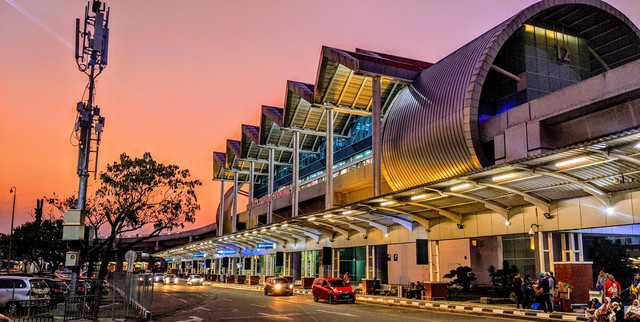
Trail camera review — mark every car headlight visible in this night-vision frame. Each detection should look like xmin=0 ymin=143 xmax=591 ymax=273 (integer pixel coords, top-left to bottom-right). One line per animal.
xmin=289 ymin=284 xmax=293 ymax=289
xmin=275 ymin=284 xmax=282 ymax=290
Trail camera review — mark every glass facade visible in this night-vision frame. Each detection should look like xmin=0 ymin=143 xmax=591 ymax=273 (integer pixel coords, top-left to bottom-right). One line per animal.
xmin=503 ymin=234 xmax=536 ymax=278
xmin=338 ymin=246 xmax=366 ymax=283
xmin=480 ymin=24 xmax=591 ymax=120
xmin=301 ymin=250 xmax=319 ymax=278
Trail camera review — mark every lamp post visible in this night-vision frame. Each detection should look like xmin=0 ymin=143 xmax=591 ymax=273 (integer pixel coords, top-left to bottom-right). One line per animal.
xmin=8 ymin=186 xmax=16 ymax=268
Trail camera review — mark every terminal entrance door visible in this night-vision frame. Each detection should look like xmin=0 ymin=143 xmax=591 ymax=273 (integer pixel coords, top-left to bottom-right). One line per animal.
xmin=338 ymin=247 xmax=366 ymax=282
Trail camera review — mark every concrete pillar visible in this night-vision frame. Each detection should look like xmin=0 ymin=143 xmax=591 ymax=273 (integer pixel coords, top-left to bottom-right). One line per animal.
xmin=232 ymin=171 xmax=239 ymax=233
xmin=218 ymin=180 xmax=225 ymax=236
xmin=372 ymin=76 xmax=382 ymax=197
xmin=325 ymin=108 xmax=334 ymax=209
xmin=292 ymin=131 xmax=300 ymax=217
xmin=249 ymin=161 xmax=255 ymax=228
xmin=268 ymin=148 xmax=275 ymax=224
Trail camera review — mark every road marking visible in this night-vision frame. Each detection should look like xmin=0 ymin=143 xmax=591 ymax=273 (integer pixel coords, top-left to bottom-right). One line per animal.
xmin=251 ymin=304 xmax=266 ymax=308
xmin=258 ymin=313 xmax=293 ymax=320
xmin=223 ymin=298 xmax=232 ymax=301
xmin=176 ymin=316 xmax=203 ymax=322
xmin=316 ymin=309 xmax=358 ymax=317
xmin=177 ymin=298 xmax=188 ymax=303
xmin=195 ymin=306 xmax=211 ymax=311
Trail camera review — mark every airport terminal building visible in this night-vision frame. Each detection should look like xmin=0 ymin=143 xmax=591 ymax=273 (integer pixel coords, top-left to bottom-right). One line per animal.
xmin=155 ymin=0 xmax=640 ymax=304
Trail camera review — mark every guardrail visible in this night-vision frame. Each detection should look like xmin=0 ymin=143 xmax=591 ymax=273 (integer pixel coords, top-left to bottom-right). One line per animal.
xmin=3 ymin=299 xmax=54 ymax=322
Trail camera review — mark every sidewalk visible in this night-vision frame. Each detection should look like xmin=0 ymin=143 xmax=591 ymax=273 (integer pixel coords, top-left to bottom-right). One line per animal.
xmin=207 ymin=282 xmax=587 ymax=321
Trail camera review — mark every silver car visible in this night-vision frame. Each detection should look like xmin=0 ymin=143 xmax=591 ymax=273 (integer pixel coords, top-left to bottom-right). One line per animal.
xmin=0 ymin=277 xmax=50 ymax=314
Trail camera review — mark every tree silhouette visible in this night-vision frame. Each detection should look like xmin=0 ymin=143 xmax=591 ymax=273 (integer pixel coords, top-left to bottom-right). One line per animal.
xmin=444 ymin=266 xmax=477 ymax=292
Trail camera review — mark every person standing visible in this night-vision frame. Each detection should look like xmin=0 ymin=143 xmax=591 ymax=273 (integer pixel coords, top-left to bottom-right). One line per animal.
xmin=631 ymin=272 xmax=640 ymax=300
xmin=514 ymin=273 xmax=525 ymax=309
xmin=537 ymin=273 xmax=553 ymax=313
xmin=604 ymin=274 xmax=622 ymax=302
xmin=596 ymin=270 xmax=607 ymax=290
xmin=547 ymin=272 xmax=556 ymax=311
xmin=343 ymin=271 xmax=350 ymax=284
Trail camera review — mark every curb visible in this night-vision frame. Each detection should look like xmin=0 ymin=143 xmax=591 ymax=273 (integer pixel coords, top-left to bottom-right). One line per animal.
xmin=207 ymin=282 xmax=586 ymax=321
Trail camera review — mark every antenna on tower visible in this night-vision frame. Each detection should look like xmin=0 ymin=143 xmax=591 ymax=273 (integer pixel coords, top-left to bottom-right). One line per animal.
xmin=73 ymin=0 xmax=110 ymax=211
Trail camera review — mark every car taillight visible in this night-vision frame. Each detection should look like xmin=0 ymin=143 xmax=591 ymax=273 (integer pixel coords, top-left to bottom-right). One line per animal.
xmin=53 ymin=289 xmax=62 ymax=293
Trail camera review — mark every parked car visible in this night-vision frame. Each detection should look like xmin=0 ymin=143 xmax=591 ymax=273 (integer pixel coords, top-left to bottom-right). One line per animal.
xmin=153 ymin=273 xmax=165 ymax=283
xmin=42 ymin=278 xmax=69 ymax=305
xmin=163 ymin=274 xmax=178 ymax=284
xmin=0 ymin=276 xmax=51 ymax=314
xmin=187 ymin=275 xmax=204 ymax=286
xmin=264 ymin=277 xmax=293 ymax=296
xmin=311 ymin=278 xmax=355 ymax=304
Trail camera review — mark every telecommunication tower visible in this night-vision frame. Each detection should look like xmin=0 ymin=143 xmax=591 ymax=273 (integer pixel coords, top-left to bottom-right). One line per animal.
xmin=74 ymin=0 xmax=109 ymax=210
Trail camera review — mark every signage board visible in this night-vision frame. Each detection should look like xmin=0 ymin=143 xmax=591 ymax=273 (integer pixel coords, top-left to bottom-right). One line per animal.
xmin=193 ymin=253 xmax=206 ymax=258
xmin=257 ymin=243 xmax=276 ymax=249
xmin=165 ymin=258 xmax=174 ymax=262
xmin=217 ymin=249 xmax=237 ymax=255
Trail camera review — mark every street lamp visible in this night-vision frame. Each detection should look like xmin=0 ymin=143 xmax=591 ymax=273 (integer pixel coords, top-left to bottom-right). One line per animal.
xmin=8 ymin=186 xmax=16 ymax=269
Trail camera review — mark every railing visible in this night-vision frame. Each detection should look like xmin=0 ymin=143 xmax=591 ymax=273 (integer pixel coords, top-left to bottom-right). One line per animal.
xmin=3 ymin=299 xmax=54 ymax=322
xmin=63 ymin=294 xmax=101 ymax=321
xmin=107 ymin=272 xmax=154 ymax=320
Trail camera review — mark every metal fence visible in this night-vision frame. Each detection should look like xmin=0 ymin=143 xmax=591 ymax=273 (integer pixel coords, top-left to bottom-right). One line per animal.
xmin=107 ymin=272 xmax=154 ymax=320
xmin=62 ymin=294 xmax=101 ymax=321
xmin=3 ymin=299 xmax=54 ymax=322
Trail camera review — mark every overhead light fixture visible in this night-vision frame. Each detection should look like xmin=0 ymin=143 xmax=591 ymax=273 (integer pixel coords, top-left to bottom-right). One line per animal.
xmin=252 ymin=231 xmax=257 ymax=234
xmin=606 ymin=207 xmax=614 ymax=215
xmin=380 ymin=201 xmax=395 ymax=207
xmin=504 ymin=220 xmax=511 ymax=226
xmin=555 ymin=156 xmax=587 ymax=168
xmin=635 ymin=143 xmax=640 ymax=149
xmin=260 ymin=229 xmax=267 ymax=232
xmin=308 ymin=217 xmax=316 ymax=221
xmin=492 ymin=173 xmax=517 ymax=182
xmin=410 ymin=194 xmax=427 ymax=201
xmin=342 ymin=210 xmax=353 ymax=215
xmin=281 ymin=224 xmax=288 ymax=228
xmin=244 ymin=233 xmax=249 ymax=236
xmin=270 ymin=226 xmax=277 ymax=230
xmin=450 ymin=183 xmax=471 ymax=191
xmin=384 ymin=233 xmax=389 ymax=238
xmin=323 ymin=214 xmax=333 ymax=218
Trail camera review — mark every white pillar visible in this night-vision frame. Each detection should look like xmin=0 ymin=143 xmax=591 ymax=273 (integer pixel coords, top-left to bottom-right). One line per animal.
xmin=218 ymin=180 xmax=225 ymax=236
xmin=268 ymin=148 xmax=275 ymax=224
xmin=232 ymin=171 xmax=238 ymax=233
xmin=292 ymin=131 xmax=300 ymax=217
xmin=371 ymin=76 xmax=382 ymax=197
xmin=249 ymin=161 xmax=254 ymax=228
xmin=325 ymin=108 xmax=334 ymax=210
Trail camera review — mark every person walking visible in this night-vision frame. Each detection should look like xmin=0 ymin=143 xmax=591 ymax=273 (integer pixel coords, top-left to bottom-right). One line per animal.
xmin=537 ymin=272 xmax=553 ymax=313
xmin=605 ymin=274 xmax=622 ymax=303
xmin=514 ymin=273 xmax=525 ymax=309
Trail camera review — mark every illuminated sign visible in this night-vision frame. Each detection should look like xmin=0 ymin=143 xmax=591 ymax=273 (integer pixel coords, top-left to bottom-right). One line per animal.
xmin=248 ymin=186 xmax=293 ymax=210
xmin=257 ymin=243 xmax=276 ymax=249
xmin=193 ymin=253 xmax=206 ymax=258
xmin=217 ymin=249 xmax=237 ymax=255
xmin=165 ymin=258 xmax=174 ymax=262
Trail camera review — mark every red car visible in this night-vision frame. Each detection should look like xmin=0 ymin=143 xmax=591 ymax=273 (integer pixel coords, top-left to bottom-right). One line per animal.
xmin=311 ymin=277 xmax=355 ymax=304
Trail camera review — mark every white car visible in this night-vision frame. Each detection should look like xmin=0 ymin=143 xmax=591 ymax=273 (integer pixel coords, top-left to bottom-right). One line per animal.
xmin=187 ymin=275 xmax=203 ymax=286
xmin=163 ymin=274 xmax=178 ymax=284
xmin=0 ymin=277 xmax=50 ymax=315
xmin=153 ymin=273 xmax=165 ymax=283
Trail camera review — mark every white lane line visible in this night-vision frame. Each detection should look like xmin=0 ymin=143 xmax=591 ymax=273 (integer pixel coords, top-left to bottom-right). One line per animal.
xmin=316 ymin=309 xmax=358 ymax=317
xmin=177 ymin=298 xmax=188 ymax=303
xmin=251 ymin=304 xmax=266 ymax=308
xmin=258 ymin=313 xmax=293 ymax=320
xmin=196 ymin=306 xmax=211 ymax=311
xmin=223 ymin=298 xmax=233 ymax=301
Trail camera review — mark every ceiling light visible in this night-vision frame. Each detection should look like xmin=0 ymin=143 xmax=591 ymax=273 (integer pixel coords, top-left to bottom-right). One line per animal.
xmin=323 ymin=214 xmax=333 ymax=218
xmin=635 ymin=143 xmax=640 ymax=149
xmin=380 ymin=201 xmax=395 ymax=206
xmin=555 ymin=156 xmax=587 ymax=168
xmin=384 ymin=233 xmax=389 ymax=238
xmin=308 ymin=217 xmax=316 ymax=221
xmin=281 ymin=224 xmax=288 ymax=228
xmin=260 ymin=229 xmax=267 ymax=232
xmin=504 ymin=220 xmax=511 ymax=226
xmin=270 ymin=226 xmax=277 ymax=230
xmin=606 ymin=207 xmax=614 ymax=215
xmin=244 ymin=233 xmax=249 ymax=236
xmin=410 ymin=194 xmax=427 ymax=201
xmin=342 ymin=210 xmax=353 ymax=215
xmin=492 ymin=173 xmax=517 ymax=182
xmin=252 ymin=231 xmax=257 ymax=234
xmin=450 ymin=183 xmax=471 ymax=191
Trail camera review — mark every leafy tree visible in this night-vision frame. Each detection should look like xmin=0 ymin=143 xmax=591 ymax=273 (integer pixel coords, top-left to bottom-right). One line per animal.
xmin=4 ymin=220 xmax=67 ymax=272
xmin=488 ymin=261 xmax=519 ymax=297
xmin=443 ymin=266 xmax=477 ymax=292
xmin=590 ymin=238 xmax=635 ymax=286
xmin=94 ymin=152 xmax=201 ymax=279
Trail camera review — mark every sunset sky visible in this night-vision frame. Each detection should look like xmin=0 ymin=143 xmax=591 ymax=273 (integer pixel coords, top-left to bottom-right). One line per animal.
xmin=1 ymin=0 xmax=638 ymax=235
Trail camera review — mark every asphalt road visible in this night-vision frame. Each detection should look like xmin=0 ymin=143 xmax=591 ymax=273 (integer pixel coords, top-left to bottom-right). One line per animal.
xmin=152 ymin=281 xmax=521 ymax=322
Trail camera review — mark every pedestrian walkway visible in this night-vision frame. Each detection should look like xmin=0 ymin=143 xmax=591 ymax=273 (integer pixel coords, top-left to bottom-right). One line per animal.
xmin=207 ymin=282 xmax=588 ymax=321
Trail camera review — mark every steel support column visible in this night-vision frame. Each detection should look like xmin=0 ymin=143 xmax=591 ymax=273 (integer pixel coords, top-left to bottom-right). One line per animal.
xmin=268 ymin=148 xmax=275 ymax=224
xmin=292 ymin=131 xmax=300 ymax=217
xmin=218 ymin=180 xmax=225 ymax=237
xmin=249 ymin=161 xmax=254 ymax=228
xmin=325 ymin=108 xmax=334 ymax=209
xmin=232 ymin=171 xmax=239 ymax=233
xmin=372 ymin=76 xmax=382 ymax=197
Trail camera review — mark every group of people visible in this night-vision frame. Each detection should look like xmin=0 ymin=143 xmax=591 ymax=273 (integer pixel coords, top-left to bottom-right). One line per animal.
xmin=406 ymin=281 xmax=425 ymax=300
xmin=513 ymin=271 xmax=557 ymax=313
xmin=584 ymin=271 xmax=640 ymax=321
